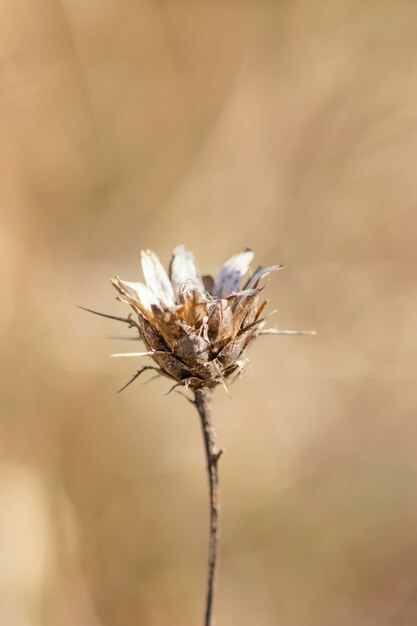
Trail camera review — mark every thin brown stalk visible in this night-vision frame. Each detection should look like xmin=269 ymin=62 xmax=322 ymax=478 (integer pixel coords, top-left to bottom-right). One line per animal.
xmin=194 ymin=388 xmax=223 ymax=626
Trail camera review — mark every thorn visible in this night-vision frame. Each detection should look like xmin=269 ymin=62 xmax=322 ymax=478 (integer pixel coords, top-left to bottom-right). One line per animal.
xmin=259 ymin=328 xmax=316 ymax=336
xmin=227 ymin=288 xmax=259 ymax=298
xmin=220 ymin=379 xmax=231 ymax=398
xmin=212 ymin=360 xmax=231 ymax=398
xmin=106 ymin=336 xmax=141 ymax=341
xmin=110 ymin=351 xmax=154 ymax=358
xmin=255 ymin=299 xmax=269 ymax=322
xmin=166 ymin=383 xmax=182 ymax=396
xmin=77 ymin=305 xmax=130 ymax=324
xmin=212 ymin=448 xmax=225 ymax=463
xmin=143 ymin=374 xmax=162 ymax=386
xmin=174 ymin=389 xmax=195 ymax=404
xmin=117 ymin=366 xmax=157 ymax=393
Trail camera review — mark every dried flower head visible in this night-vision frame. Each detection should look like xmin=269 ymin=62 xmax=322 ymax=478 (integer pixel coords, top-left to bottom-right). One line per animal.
xmin=80 ymin=244 xmax=316 ymax=626
xmin=107 ymin=245 xmax=314 ymax=394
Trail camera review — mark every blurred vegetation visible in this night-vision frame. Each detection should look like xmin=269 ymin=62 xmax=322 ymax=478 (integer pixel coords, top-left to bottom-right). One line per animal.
xmin=1 ymin=1 xmax=417 ymax=624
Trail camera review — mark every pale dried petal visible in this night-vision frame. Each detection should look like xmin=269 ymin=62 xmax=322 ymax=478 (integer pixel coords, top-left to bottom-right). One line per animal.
xmin=141 ymin=249 xmax=175 ymax=306
xmin=118 ymin=279 xmax=161 ymax=312
xmin=170 ymin=245 xmax=204 ymax=296
xmin=213 ymin=249 xmax=254 ymax=298
xmin=112 ymin=277 xmax=161 ymax=323
xmin=245 ymin=264 xmax=283 ymax=290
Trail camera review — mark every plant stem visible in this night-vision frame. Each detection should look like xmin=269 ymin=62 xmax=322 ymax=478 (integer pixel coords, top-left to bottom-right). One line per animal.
xmin=194 ymin=388 xmax=223 ymax=626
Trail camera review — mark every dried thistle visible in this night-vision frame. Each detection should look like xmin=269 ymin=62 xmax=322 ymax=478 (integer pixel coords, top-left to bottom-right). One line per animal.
xmin=82 ymin=245 xmax=314 ymax=626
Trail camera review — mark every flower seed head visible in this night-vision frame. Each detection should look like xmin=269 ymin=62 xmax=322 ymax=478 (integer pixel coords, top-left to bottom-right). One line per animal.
xmin=111 ymin=245 xmax=284 ymax=391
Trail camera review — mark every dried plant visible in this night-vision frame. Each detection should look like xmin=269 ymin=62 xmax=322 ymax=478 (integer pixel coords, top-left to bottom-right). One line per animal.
xmin=81 ymin=245 xmax=314 ymax=626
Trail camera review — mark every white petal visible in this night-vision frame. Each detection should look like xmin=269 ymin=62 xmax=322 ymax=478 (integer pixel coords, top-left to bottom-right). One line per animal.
xmin=170 ymin=245 xmax=204 ymax=295
xmin=141 ymin=249 xmax=175 ymax=306
xmin=245 ymin=264 xmax=283 ymax=290
xmin=118 ymin=279 xmax=161 ymax=312
xmin=213 ymin=249 xmax=254 ymax=298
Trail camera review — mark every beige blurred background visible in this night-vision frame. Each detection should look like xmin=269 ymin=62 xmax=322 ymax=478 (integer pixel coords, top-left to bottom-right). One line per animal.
xmin=1 ymin=1 xmax=417 ymax=624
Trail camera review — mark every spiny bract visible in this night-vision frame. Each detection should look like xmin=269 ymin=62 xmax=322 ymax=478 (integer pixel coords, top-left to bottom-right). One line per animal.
xmin=111 ymin=245 xmax=282 ymax=392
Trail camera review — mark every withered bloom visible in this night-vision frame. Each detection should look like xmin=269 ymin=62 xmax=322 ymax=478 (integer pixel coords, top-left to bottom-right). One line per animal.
xmin=83 ymin=244 xmax=314 ymax=626
xmin=110 ymin=245 xmax=287 ymax=392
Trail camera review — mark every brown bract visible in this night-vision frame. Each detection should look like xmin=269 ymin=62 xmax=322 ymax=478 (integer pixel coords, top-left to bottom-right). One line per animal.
xmin=111 ymin=246 xmax=283 ymax=391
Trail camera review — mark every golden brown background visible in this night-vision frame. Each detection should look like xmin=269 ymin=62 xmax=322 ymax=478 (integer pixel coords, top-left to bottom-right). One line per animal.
xmin=2 ymin=1 xmax=417 ymax=624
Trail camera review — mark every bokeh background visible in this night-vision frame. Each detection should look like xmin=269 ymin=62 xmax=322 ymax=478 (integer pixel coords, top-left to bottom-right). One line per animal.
xmin=2 ymin=1 xmax=417 ymax=624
